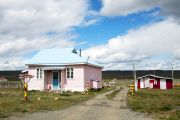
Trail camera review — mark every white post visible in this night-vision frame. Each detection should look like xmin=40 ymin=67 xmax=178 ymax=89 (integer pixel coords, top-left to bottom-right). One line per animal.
xmin=133 ymin=63 xmax=138 ymax=91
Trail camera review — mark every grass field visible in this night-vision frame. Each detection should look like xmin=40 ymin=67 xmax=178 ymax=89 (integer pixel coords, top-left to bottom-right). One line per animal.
xmin=127 ymin=87 xmax=180 ymax=120
xmin=0 ymin=86 xmax=115 ymax=118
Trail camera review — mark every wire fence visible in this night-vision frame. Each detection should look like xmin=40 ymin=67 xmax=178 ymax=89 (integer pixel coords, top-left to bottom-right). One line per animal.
xmin=0 ymin=81 xmax=23 ymax=89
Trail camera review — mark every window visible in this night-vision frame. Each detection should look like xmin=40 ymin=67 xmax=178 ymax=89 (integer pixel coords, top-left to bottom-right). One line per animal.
xmin=66 ymin=68 xmax=73 ymax=79
xmin=37 ymin=68 xmax=43 ymax=79
xmin=40 ymin=69 xmax=42 ymax=78
xmin=37 ymin=68 xmax=39 ymax=78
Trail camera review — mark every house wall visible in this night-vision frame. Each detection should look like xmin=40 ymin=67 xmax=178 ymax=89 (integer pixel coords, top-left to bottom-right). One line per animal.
xmin=64 ymin=65 xmax=85 ymax=91
xmin=28 ymin=67 xmax=63 ymax=91
xmin=44 ymin=70 xmax=52 ymax=90
xmin=137 ymin=76 xmax=173 ymax=90
xmin=149 ymin=79 xmax=154 ymax=89
xmin=27 ymin=65 xmax=102 ymax=92
xmin=61 ymin=70 xmax=66 ymax=89
xmin=149 ymin=77 xmax=158 ymax=89
xmin=166 ymin=79 xmax=173 ymax=89
xmin=84 ymin=65 xmax=102 ymax=89
xmin=27 ymin=67 xmax=44 ymax=91
xmin=139 ymin=77 xmax=160 ymax=89
xmin=157 ymin=78 xmax=161 ymax=89
xmin=138 ymin=79 xmax=140 ymax=88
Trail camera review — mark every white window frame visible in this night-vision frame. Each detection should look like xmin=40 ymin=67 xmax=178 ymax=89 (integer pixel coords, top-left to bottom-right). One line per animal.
xmin=36 ymin=67 xmax=43 ymax=79
xmin=66 ymin=67 xmax=74 ymax=79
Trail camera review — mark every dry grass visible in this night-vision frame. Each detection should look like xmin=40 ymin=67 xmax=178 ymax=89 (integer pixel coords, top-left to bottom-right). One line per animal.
xmin=127 ymin=87 xmax=180 ymax=120
xmin=103 ymin=79 xmax=132 ymax=87
xmin=0 ymin=87 xmax=114 ymax=118
xmin=106 ymin=87 xmax=124 ymax=100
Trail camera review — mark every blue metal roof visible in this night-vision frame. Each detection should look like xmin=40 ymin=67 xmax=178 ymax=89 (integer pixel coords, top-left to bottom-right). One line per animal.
xmin=26 ymin=48 xmax=102 ymax=68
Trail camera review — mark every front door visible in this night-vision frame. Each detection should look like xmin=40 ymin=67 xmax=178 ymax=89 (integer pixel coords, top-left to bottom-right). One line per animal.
xmin=53 ymin=71 xmax=60 ymax=90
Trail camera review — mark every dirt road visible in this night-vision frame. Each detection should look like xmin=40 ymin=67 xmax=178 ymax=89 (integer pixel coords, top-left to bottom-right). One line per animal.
xmin=5 ymin=87 xmax=154 ymax=120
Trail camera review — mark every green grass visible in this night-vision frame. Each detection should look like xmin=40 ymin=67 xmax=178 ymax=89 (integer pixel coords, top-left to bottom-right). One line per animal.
xmin=106 ymin=87 xmax=123 ymax=100
xmin=127 ymin=87 xmax=180 ymax=120
xmin=0 ymin=87 xmax=114 ymax=118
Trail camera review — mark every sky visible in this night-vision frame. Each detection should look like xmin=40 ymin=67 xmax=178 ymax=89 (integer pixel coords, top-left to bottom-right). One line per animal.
xmin=0 ymin=0 xmax=180 ymax=70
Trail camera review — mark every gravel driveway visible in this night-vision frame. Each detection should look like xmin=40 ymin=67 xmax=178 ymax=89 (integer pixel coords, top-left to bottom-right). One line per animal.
xmin=4 ymin=87 xmax=154 ymax=120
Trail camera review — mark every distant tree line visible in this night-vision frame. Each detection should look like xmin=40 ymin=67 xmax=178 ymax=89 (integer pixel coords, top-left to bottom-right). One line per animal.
xmin=102 ymin=70 xmax=180 ymax=80
xmin=0 ymin=71 xmax=21 ymax=81
xmin=1 ymin=70 xmax=180 ymax=81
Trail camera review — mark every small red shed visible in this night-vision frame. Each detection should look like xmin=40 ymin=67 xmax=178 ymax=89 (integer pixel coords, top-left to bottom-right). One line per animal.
xmin=137 ymin=74 xmax=173 ymax=89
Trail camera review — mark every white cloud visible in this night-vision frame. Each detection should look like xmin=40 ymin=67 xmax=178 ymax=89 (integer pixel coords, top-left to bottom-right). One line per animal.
xmin=0 ymin=0 xmax=88 ymax=34
xmin=0 ymin=0 xmax=89 ymax=70
xmin=0 ymin=58 xmax=26 ymax=70
xmin=100 ymin=0 xmax=158 ymax=16
xmin=83 ymin=19 xmax=180 ymax=70
xmin=80 ymin=10 xmax=100 ymax=27
xmin=100 ymin=0 xmax=180 ymax=19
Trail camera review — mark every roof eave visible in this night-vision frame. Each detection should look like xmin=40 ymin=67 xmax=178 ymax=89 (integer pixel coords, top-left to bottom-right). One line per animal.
xmin=26 ymin=62 xmax=103 ymax=68
xmin=137 ymin=74 xmax=173 ymax=80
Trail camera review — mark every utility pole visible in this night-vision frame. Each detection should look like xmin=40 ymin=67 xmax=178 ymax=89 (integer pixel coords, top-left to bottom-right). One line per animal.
xmin=172 ymin=66 xmax=174 ymax=89
xmin=87 ymin=56 xmax=89 ymax=63
xmin=133 ymin=62 xmax=138 ymax=91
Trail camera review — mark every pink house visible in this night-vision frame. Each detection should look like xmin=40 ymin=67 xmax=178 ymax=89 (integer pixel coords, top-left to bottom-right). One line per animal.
xmin=24 ymin=48 xmax=103 ymax=92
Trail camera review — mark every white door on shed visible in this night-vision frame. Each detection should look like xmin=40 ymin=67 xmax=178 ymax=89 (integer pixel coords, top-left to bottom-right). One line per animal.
xmin=150 ymin=83 xmax=153 ymax=89
xmin=144 ymin=78 xmax=150 ymax=88
xmin=160 ymin=79 xmax=166 ymax=89
xmin=140 ymin=79 xmax=144 ymax=88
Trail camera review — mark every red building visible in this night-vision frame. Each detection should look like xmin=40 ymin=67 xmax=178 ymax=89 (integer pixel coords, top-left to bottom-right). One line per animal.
xmin=137 ymin=74 xmax=173 ymax=89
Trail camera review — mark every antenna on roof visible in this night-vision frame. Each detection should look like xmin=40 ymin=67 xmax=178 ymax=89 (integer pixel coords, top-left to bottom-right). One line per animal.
xmin=72 ymin=48 xmax=78 ymax=54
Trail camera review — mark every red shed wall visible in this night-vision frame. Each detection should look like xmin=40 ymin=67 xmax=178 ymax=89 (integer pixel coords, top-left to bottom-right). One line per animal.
xmin=166 ymin=79 xmax=173 ymax=89
xmin=156 ymin=78 xmax=160 ymax=89
xmin=138 ymin=79 xmax=140 ymax=88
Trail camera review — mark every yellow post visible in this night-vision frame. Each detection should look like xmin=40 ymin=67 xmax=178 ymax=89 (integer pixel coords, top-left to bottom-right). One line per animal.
xmin=24 ymin=83 xmax=28 ymax=101
xmin=128 ymin=84 xmax=135 ymax=96
xmin=19 ymin=74 xmax=34 ymax=102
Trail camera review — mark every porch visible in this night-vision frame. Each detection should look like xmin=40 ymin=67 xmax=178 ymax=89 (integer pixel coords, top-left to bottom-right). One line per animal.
xmin=43 ymin=67 xmax=66 ymax=91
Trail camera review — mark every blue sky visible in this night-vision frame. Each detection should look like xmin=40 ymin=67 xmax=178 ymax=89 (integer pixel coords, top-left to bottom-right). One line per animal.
xmin=76 ymin=7 xmax=162 ymax=48
xmin=0 ymin=0 xmax=180 ymax=70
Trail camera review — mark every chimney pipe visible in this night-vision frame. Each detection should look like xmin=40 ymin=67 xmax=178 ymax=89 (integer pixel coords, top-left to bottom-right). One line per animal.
xmin=79 ymin=49 xmax=81 ymax=57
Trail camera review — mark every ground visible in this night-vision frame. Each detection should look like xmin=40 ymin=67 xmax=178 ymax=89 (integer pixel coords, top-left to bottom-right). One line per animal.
xmin=3 ymin=87 xmax=154 ymax=120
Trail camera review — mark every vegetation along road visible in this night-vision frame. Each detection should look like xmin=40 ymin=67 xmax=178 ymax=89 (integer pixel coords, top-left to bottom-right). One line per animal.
xmin=4 ymin=87 xmax=153 ymax=120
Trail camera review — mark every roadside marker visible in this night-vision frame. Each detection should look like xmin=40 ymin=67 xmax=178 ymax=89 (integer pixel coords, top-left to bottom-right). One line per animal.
xmin=128 ymin=84 xmax=135 ymax=96
xmin=19 ymin=74 xmax=34 ymax=102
